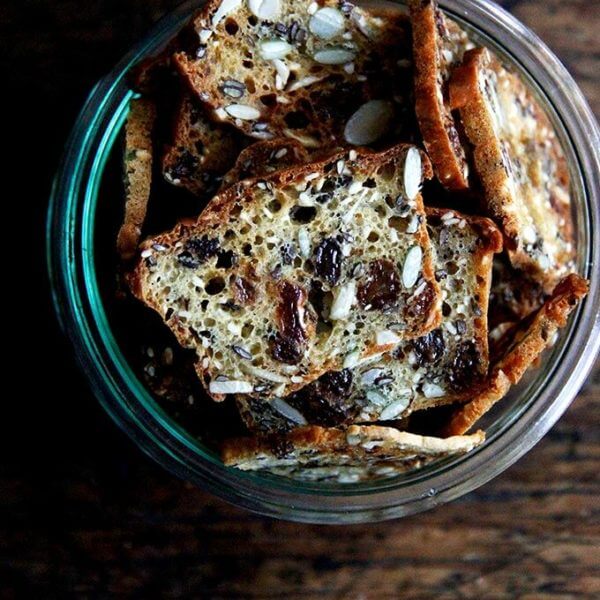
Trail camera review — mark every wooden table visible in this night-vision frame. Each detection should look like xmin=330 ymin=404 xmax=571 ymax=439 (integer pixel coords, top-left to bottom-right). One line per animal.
xmin=3 ymin=0 xmax=598 ymax=597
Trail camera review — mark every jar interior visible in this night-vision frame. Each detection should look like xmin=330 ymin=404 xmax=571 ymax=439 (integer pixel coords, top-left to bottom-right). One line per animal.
xmin=77 ymin=1 xmax=592 ymax=496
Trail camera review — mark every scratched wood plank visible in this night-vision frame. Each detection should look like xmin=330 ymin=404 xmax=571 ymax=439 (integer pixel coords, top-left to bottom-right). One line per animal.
xmin=2 ymin=0 xmax=599 ymax=598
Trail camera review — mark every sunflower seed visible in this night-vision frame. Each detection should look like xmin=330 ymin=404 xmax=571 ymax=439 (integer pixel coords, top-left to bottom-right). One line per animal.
xmin=297 ymin=228 xmax=311 ymax=257
xmin=422 ymin=381 xmax=445 ymax=398
xmin=259 ymin=38 xmax=293 ymax=60
xmin=288 ymin=74 xmax=325 ymax=91
xmin=376 ymin=330 xmax=402 ymax=346
xmin=309 ymin=7 xmax=345 ymax=40
xmin=248 ymin=0 xmax=281 ymax=20
xmin=361 ymin=368 xmax=385 ymax=385
xmin=365 ymin=389 xmax=388 ymax=406
xmin=212 ymin=0 xmax=243 ymax=27
xmin=198 ymin=28 xmax=212 ymax=44
xmin=209 ymin=379 xmax=253 ymax=394
xmin=403 ymin=147 xmax=422 ymax=201
xmin=272 ymin=58 xmax=290 ymax=89
xmin=402 ymin=246 xmax=422 ymax=289
xmin=272 ymin=398 xmax=307 ymax=424
xmin=344 ymin=100 xmax=394 ymax=145
xmin=314 ymin=47 xmax=355 ymax=64
xmin=379 ymin=397 xmax=410 ymax=420
xmin=225 ymin=104 xmax=261 ymax=120
xmin=329 ymin=281 xmax=357 ymax=320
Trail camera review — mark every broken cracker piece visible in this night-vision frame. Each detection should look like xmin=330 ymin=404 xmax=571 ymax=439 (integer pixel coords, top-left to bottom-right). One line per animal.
xmin=222 ymin=424 xmax=485 ymax=482
xmin=442 ymin=273 xmax=588 ymax=436
xmin=117 ymin=98 xmax=157 ymax=261
xmin=450 ymin=47 xmax=574 ymax=291
xmin=409 ymin=0 xmax=472 ymax=189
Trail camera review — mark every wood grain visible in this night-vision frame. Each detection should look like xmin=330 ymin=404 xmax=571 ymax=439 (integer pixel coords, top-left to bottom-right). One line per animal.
xmin=3 ymin=0 xmax=599 ymax=598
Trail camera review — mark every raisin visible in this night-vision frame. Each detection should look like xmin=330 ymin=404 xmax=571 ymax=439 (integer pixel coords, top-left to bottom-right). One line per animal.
xmin=449 ymin=341 xmax=481 ymax=391
xmin=286 ymin=370 xmax=357 ymax=426
xmin=232 ymin=276 xmax=256 ymax=305
xmin=186 ymin=236 xmax=220 ymax=263
xmin=357 ymin=259 xmax=400 ymax=310
xmin=169 ymin=149 xmax=198 ymax=179
xmin=269 ymin=334 xmax=302 ymax=364
xmin=412 ymin=329 xmax=445 ymax=366
xmin=276 ymin=281 xmax=307 ymax=343
xmin=407 ymin=282 xmax=436 ymax=318
xmin=314 ymin=238 xmax=343 ymax=285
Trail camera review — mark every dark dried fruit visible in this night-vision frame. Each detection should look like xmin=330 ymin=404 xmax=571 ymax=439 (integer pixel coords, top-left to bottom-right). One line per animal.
xmin=449 ymin=341 xmax=481 ymax=391
xmin=286 ymin=370 xmax=357 ymax=426
xmin=169 ymin=149 xmax=198 ymax=179
xmin=412 ymin=329 xmax=445 ymax=367
xmin=232 ymin=276 xmax=256 ymax=305
xmin=276 ymin=281 xmax=308 ymax=343
xmin=314 ymin=238 xmax=343 ymax=285
xmin=186 ymin=236 xmax=220 ymax=263
xmin=357 ymin=260 xmax=400 ymax=310
xmin=407 ymin=282 xmax=436 ymax=318
xmin=269 ymin=333 xmax=302 ymax=364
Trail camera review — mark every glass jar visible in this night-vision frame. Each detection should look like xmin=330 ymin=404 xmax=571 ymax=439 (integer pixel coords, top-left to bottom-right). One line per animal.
xmin=47 ymin=0 xmax=600 ymax=523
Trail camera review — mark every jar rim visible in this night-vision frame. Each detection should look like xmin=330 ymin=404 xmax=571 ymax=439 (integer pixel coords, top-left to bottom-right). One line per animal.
xmin=47 ymin=0 xmax=600 ymax=523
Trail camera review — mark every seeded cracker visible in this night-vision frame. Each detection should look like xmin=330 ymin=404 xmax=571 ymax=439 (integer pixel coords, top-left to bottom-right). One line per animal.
xmin=129 ymin=145 xmax=441 ymax=401
xmin=488 ymin=255 xmax=545 ymax=331
xmin=219 ymin=138 xmax=309 ymax=191
xmin=409 ymin=0 xmax=472 ymax=190
xmin=236 ymin=207 xmax=502 ymax=432
xmin=173 ymin=0 xmax=415 ymax=149
xmin=117 ymin=98 xmax=157 ymax=261
xmin=221 ymin=425 xmax=485 ymax=482
xmin=162 ymin=92 xmax=248 ymax=196
xmin=442 ymin=273 xmax=588 ymax=436
xmin=450 ymin=48 xmax=574 ymax=291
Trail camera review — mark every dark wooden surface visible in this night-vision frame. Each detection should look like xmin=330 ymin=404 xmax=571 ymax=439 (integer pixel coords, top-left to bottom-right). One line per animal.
xmin=3 ymin=0 xmax=599 ymax=597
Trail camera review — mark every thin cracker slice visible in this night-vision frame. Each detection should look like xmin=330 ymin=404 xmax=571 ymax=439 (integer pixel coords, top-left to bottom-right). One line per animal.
xmin=117 ymin=98 xmax=157 ymax=261
xmin=219 ymin=138 xmax=309 ymax=191
xmin=235 ymin=207 xmax=502 ymax=432
xmin=442 ymin=273 xmax=588 ymax=436
xmin=162 ymin=92 xmax=248 ymax=197
xmin=129 ymin=145 xmax=441 ymax=401
xmin=409 ymin=0 xmax=472 ymax=189
xmin=173 ymin=0 xmax=415 ymax=149
xmin=222 ymin=424 xmax=485 ymax=481
xmin=450 ymin=47 xmax=574 ymax=291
